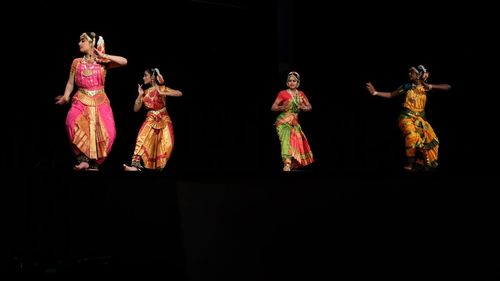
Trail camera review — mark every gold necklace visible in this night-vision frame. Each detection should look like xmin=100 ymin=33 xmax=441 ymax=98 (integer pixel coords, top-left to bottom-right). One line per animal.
xmin=288 ymin=89 xmax=300 ymax=104
xmin=82 ymin=56 xmax=95 ymax=77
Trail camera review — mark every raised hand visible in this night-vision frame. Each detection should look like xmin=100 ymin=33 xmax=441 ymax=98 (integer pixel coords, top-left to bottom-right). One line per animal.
xmin=366 ymin=82 xmax=377 ymax=95
xmin=137 ymin=84 xmax=144 ymax=96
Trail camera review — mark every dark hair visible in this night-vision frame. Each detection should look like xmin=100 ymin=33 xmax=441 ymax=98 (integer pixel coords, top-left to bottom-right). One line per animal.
xmin=144 ymin=68 xmax=165 ymax=85
xmin=288 ymin=71 xmax=300 ymax=81
xmin=287 ymin=71 xmax=300 ymax=87
xmin=417 ymin=65 xmax=427 ymax=74
xmin=409 ymin=65 xmax=429 ymax=81
xmin=80 ymin=32 xmax=97 ymax=46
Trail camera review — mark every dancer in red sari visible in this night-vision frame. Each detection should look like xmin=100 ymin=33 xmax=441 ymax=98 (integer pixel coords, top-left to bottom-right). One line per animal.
xmin=123 ymin=68 xmax=182 ymax=171
xmin=271 ymin=71 xmax=314 ymax=172
xmin=55 ymin=32 xmax=128 ymax=171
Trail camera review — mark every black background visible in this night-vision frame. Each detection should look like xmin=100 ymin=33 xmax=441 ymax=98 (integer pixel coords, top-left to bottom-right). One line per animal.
xmin=7 ymin=0 xmax=498 ymax=174
xmin=3 ymin=0 xmax=499 ymax=279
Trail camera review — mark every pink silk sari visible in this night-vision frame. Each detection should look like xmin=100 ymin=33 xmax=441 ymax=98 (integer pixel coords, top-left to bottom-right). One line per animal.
xmin=66 ymin=58 xmax=115 ymax=164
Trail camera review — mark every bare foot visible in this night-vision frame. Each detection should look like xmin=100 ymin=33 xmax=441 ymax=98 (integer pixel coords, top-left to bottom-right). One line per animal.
xmin=74 ymin=162 xmax=90 ymax=171
xmin=403 ymin=165 xmax=413 ymax=171
xmin=283 ymin=163 xmax=291 ymax=172
xmin=123 ymin=164 xmax=140 ymax=171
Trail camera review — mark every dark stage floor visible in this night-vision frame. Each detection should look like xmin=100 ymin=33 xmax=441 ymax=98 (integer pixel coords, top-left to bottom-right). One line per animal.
xmin=2 ymin=170 xmax=498 ymax=279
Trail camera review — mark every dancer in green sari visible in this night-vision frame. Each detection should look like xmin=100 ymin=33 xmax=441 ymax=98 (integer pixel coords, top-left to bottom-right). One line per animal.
xmin=271 ymin=72 xmax=314 ymax=171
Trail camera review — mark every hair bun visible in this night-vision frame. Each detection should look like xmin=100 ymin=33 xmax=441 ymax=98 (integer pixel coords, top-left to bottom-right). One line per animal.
xmin=417 ymin=65 xmax=427 ymax=73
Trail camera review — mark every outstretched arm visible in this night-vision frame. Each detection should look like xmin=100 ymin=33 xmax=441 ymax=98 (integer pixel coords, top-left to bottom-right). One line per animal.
xmin=157 ymin=86 xmax=183 ymax=97
xmin=366 ymin=82 xmax=400 ymax=99
xmin=423 ymin=83 xmax=451 ymax=91
xmin=95 ymin=48 xmax=127 ymax=69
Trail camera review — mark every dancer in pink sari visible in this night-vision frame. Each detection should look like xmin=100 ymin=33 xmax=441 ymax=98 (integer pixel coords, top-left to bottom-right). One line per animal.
xmin=271 ymin=71 xmax=314 ymax=172
xmin=55 ymin=32 xmax=127 ymax=170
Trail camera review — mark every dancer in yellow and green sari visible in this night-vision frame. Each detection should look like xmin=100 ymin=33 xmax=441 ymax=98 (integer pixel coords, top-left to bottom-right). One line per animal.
xmin=366 ymin=65 xmax=451 ymax=171
xmin=123 ymin=68 xmax=182 ymax=171
xmin=271 ymin=71 xmax=314 ymax=172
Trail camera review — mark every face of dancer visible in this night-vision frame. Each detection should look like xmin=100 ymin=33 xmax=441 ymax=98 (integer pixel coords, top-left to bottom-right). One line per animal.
xmin=408 ymin=68 xmax=420 ymax=82
xmin=79 ymin=37 xmax=93 ymax=54
xmin=143 ymin=71 xmax=153 ymax=85
xmin=287 ymin=76 xmax=299 ymax=90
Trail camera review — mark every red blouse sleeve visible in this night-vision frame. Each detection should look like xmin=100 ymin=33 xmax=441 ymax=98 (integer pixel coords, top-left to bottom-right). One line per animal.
xmin=277 ymin=90 xmax=290 ymax=102
xmin=301 ymin=91 xmax=311 ymax=102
